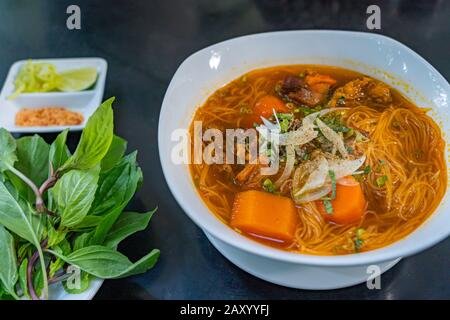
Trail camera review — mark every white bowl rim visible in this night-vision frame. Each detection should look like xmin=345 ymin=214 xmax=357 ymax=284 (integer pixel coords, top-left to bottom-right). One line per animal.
xmin=158 ymin=30 xmax=450 ymax=267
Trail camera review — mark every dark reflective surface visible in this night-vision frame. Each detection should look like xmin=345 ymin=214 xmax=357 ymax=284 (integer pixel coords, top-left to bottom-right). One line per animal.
xmin=0 ymin=0 xmax=449 ymax=299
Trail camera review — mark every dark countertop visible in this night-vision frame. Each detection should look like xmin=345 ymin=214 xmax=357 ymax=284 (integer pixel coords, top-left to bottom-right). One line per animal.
xmin=0 ymin=0 xmax=449 ymax=299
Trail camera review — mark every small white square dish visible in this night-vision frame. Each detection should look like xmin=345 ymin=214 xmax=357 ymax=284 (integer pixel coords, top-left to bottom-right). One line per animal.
xmin=0 ymin=57 xmax=107 ymax=133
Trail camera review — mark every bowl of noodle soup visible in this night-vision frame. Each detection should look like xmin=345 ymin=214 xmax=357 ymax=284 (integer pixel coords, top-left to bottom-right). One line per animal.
xmin=159 ymin=31 xmax=450 ymax=287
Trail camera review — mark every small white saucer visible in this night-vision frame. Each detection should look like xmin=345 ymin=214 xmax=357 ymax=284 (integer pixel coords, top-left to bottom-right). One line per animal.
xmin=204 ymin=230 xmax=401 ymax=290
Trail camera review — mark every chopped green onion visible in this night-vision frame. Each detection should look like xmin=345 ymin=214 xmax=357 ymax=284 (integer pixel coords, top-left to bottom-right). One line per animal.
xmin=356 ymin=228 xmax=365 ymax=238
xmin=323 ymin=200 xmax=334 ymax=214
xmin=263 ymin=179 xmax=275 ymax=193
xmin=345 ymin=128 xmax=355 ymax=138
xmin=322 ymin=170 xmax=337 ymax=201
xmin=363 ymin=166 xmax=371 ymax=174
xmin=276 ymin=113 xmax=294 ymax=133
xmin=354 ymin=228 xmax=365 ymax=252
xmin=276 ymin=113 xmax=293 ymax=120
xmin=376 ymin=175 xmax=388 ymax=187
xmin=354 ymin=238 xmax=363 ymax=251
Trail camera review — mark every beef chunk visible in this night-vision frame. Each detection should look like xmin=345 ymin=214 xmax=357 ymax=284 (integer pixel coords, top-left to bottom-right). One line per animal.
xmin=279 ymin=73 xmax=336 ymax=107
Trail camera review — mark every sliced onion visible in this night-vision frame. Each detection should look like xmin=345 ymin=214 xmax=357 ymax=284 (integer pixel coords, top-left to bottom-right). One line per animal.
xmin=328 ymin=156 xmax=366 ymax=180
xmin=260 ymin=115 xmax=280 ymax=131
xmin=291 ymin=157 xmax=331 ymax=203
xmin=298 ymin=156 xmax=329 ymax=194
xmin=278 ymin=126 xmax=318 ymax=146
xmin=293 ymin=184 xmax=332 ymax=203
xmin=316 ymin=118 xmax=348 ymax=158
xmin=275 ymin=144 xmax=295 ymax=188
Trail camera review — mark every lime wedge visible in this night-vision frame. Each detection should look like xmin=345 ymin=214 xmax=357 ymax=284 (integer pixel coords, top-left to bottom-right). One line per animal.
xmin=57 ymin=67 xmax=98 ymax=92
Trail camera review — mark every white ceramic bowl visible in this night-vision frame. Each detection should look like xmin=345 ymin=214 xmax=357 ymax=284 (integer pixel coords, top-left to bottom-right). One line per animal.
xmin=159 ymin=31 xmax=450 ymax=282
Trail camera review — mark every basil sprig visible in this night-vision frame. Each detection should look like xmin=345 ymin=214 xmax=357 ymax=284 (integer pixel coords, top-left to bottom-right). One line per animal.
xmin=0 ymin=97 xmax=159 ymax=300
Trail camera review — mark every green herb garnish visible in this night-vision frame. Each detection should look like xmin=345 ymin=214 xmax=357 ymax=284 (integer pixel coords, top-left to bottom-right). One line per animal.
xmin=323 ymin=200 xmax=334 ymax=214
xmin=376 ymin=175 xmax=388 ymax=187
xmin=276 ymin=113 xmax=294 ymax=133
xmin=322 ymin=170 xmax=337 ymax=201
xmin=0 ymin=98 xmax=159 ymax=300
xmin=354 ymin=228 xmax=365 ymax=252
xmin=295 ymin=105 xmax=316 ymax=116
xmin=363 ymin=166 xmax=371 ymax=174
xmin=263 ymin=179 xmax=275 ymax=193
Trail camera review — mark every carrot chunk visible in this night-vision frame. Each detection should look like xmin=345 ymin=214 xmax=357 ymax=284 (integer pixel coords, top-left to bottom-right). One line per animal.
xmin=317 ymin=176 xmax=366 ymax=225
xmin=242 ymin=95 xmax=290 ymax=128
xmin=230 ymin=190 xmax=297 ymax=243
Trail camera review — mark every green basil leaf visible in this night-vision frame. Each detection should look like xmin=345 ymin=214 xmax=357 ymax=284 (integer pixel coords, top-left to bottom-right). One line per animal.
xmin=49 ymin=257 xmax=65 ymax=279
xmin=19 ymin=258 xmax=29 ymax=298
xmin=73 ymin=232 xmax=93 ymax=251
xmin=47 ymin=222 xmax=67 ymax=247
xmin=0 ymin=225 xmax=18 ymax=298
xmin=90 ymin=207 xmax=121 ymax=246
xmin=104 ymin=210 xmax=156 ymax=249
xmin=32 ymin=265 xmax=43 ymax=297
xmin=9 ymin=135 xmax=50 ymax=202
xmin=0 ymin=180 xmax=45 ymax=245
xmin=55 ymin=238 xmax=72 ymax=256
xmin=101 ymin=135 xmax=127 ymax=172
xmin=90 ymin=152 xmax=139 ymax=216
xmin=50 ymin=238 xmax=72 ymax=279
xmin=72 ymin=215 xmax=103 ymax=230
xmin=59 ymin=97 xmax=115 ymax=172
xmin=0 ymin=180 xmax=48 ymax=297
xmin=0 ymin=128 xmax=17 ymax=172
xmin=49 ymin=129 xmax=71 ymax=171
xmin=48 ymin=245 xmax=160 ymax=279
xmin=0 ymin=175 xmax=20 ymax=201
xmin=51 ymin=167 xmax=100 ymax=228
xmin=62 ymin=271 xmax=91 ymax=294
xmin=0 ymin=283 xmax=14 ymax=300
xmin=17 ymin=243 xmax=33 ymax=262
xmin=16 ymin=135 xmax=50 ymax=186
xmin=89 ymin=154 xmax=142 ymax=245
